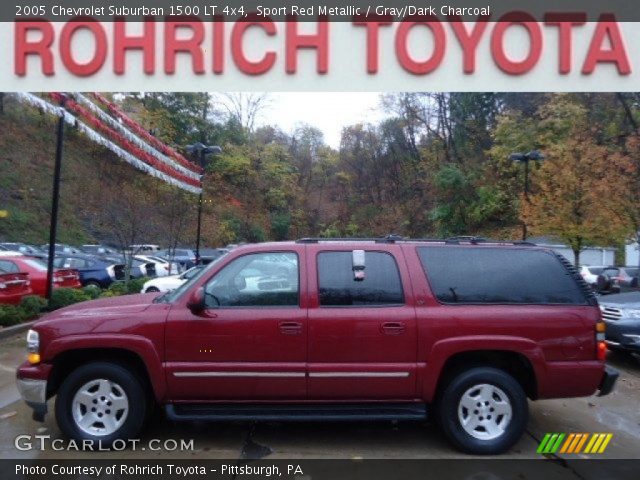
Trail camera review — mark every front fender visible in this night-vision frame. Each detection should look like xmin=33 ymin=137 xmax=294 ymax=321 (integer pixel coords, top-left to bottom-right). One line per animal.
xmin=43 ymin=334 xmax=166 ymax=401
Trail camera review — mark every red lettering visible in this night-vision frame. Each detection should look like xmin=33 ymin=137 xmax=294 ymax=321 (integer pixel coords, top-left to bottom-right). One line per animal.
xmin=449 ymin=16 xmax=490 ymax=74
xmin=544 ymin=13 xmax=586 ymax=74
xmin=59 ymin=18 xmax=107 ymax=77
xmin=353 ymin=16 xmax=392 ymax=74
xmin=491 ymin=12 xmax=543 ymax=75
xmin=231 ymin=15 xmax=276 ymax=75
xmin=14 ymin=21 xmax=54 ymax=76
xmin=285 ymin=16 xmax=329 ymax=74
xmin=114 ymin=18 xmax=156 ymax=75
xmin=395 ymin=17 xmax=446 ymax=75
xmin=212 ymin=17 xmax=224 ymax=74
xmin=582 ymin=15 xmax=631 ymax=75
xmin=164 ymin=17 xmax=204 ymax=75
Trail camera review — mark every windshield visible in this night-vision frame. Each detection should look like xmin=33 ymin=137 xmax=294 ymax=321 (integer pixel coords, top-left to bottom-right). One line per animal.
xmin=155 ymin=254 xmax=228 ymax=303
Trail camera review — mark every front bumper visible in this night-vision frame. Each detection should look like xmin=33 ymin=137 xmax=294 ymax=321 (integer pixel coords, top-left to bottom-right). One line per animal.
xmin=16 ymin=377 xmax=48 ymax=421
xmin=598 ymin=366 xmax=619 ymax=396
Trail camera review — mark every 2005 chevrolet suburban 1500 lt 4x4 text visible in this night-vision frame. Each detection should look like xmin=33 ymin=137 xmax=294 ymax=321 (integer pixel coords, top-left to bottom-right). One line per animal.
xmin=16 ymin=237 xmax=618 ymax=454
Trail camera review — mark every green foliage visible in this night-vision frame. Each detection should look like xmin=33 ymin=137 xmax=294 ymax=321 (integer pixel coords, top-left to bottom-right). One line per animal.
xmin=0 ymin=305 xmax=28 ymax=327
xmin=48 ymin=288 xmax=92 ymax=311
xmin=270 ymin=212 xmax=292 ymax=241
xmin=20 ymin=295 xmax=47 ymax=319
xmin=82 ymin=285 xmax=102 ymax=299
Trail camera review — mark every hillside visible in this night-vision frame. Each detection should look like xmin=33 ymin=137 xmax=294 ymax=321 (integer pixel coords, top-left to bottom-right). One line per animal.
xmin=0 ymin=95 xmax=201 ymax=248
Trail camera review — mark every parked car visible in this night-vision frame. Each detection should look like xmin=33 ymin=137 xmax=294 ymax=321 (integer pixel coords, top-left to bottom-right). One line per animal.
xmin=40 ymin=243 xmax=81 ymax=255
xmin=134 ymin=255 xmax=177 ymax=277
xmin=156 ymin=248 xmax=197 ymax=271
xmin=579 ymin=265 xmax=606 ymax=288
xmin=599 ymin=291 xmax=640 ymax=355
xmin=145 ymin=255 xmax=180 ymax=275
xmin=0 ymin=253 xmax=80 ymax=296
xmin=199 ymin=248 xmax=229 ymax=265
xmin=596 ymin=267 xmax=623 ymax=294
xmin=53 ymin=254 xmax=120 ymax=289
xmin=98 ymin=255 xmax=155 ymax=279
xmin=128 ymin=244 xmax=160 ymax=253
xmin=0 ymin=269 xmax=32 ymax=305
xmin=141 ymin=266 xmax=204 ymax=293
xmin=16 ymin=237 xmax=617 ymax=455
xmin=80 ymin=245 xmax=117 ymax=256
xmin=617 ymin=267 xmax=639 ymax=292
xmin=596 ymin=266 xmax=639 ymax=294
xmin=0 ymin=242 xmax=47 ymax=259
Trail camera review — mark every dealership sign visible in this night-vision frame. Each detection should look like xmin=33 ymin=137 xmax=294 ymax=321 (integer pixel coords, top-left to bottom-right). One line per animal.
xmin=2 ymin=15 xmax=640 ymax=91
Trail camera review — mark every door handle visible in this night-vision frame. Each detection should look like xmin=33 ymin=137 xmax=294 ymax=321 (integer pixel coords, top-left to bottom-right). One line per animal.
xmin=381 ymin=322 xmax=406 ymax=335
xmin=279 ymin=321 xmax=302 ymax=335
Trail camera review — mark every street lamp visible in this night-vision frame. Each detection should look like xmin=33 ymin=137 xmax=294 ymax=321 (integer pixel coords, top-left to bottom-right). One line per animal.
xmin=186 ymin=143 xmax=222 ymax=265
xmin=509 ymin=150 xmax=545 ymax=241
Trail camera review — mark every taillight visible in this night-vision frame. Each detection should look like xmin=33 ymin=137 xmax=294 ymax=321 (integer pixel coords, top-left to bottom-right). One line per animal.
xmin=596 ymin=321 xmax=607 ymax=361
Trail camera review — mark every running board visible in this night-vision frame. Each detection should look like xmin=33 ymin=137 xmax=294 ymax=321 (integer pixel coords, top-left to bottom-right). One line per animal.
xmin=165 ymin=403 xmax=428 ymax=422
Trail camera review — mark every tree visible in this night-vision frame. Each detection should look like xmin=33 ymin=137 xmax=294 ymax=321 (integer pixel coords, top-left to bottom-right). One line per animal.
xmin=214 ymin=93 xmax=271 ymax=133
xmin=524 ymin=97 xmax=626 ymax=264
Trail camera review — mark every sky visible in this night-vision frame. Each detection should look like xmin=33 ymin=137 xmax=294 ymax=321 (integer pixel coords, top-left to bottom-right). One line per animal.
xmin=254 ymin=92 xmax=387 ymax=148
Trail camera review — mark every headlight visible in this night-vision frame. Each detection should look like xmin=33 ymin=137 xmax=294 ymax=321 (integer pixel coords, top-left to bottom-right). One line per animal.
xmin=623 ymin=309 xmax=640 ymax=319
xmin=26 ymin=329 xmax=40 ymax=364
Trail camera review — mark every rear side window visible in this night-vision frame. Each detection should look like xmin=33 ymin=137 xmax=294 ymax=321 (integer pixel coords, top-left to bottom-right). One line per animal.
xmin=418 ymin=247 xmax=587 ymax=305
xmin=317 ymin=251 xmax=404 ymax=306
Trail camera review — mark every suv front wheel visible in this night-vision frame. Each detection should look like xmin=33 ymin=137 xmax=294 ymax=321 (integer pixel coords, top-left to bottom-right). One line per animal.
xmin=55 ymin=362 xmax=147 ymax=447
xmin=438 ymin=367 xmax=528 ymax=455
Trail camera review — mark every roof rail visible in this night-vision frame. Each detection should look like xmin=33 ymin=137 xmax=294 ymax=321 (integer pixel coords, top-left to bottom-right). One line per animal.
xmin=296 ymin=235 xmax=535 ymax=246
xmin=296 ymin=234 xmax=402 ymax=244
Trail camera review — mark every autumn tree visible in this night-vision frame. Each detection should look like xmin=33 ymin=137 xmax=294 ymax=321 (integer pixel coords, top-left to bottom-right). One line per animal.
xmin=524 ymin=97 xmax=626 ymax=264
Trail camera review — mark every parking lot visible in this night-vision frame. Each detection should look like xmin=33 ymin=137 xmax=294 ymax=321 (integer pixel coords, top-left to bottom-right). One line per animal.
xmin=1 ymin=332 xmax=638 ymax=466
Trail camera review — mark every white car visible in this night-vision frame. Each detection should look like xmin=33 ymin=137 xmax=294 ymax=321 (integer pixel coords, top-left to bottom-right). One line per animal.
xmin=141 ymin=266 xmax=203 ymax=293
xmin=580 ymin=265 xmax=607 ymax=288
xmin=134 ymin=255 xmax=179 ymax=277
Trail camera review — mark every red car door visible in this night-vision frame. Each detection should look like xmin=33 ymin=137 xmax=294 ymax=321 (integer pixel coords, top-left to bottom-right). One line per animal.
xmin=164 ymin=247 xmax=308 ymax=401
xmin=307 ymin=244 xmax=418 ymax=400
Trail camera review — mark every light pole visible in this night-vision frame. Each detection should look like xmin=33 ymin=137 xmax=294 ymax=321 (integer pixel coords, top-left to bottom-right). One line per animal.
xmin=509 ymin=150 xmax=545 ymax=241
xmin=46 ymin=95 xmax=67 ymax=302
xmin=186 ymin=143 xmax=222 ymax=265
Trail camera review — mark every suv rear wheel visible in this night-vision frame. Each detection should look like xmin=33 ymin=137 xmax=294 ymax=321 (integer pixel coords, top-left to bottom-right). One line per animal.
xmin=438 ymin=367 xmax=528 ymax=455
xmin=55 ymin=362 xmax=147 ymax=447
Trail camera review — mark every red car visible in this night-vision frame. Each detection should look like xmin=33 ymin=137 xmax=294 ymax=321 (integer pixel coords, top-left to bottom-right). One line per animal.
xmin=16 ymin=238 xmax=617 ymax=454
xmin=0 ymin=271 xmax=32 ymax=305
xmin=0 ymin=254 xmax=81 ymax=296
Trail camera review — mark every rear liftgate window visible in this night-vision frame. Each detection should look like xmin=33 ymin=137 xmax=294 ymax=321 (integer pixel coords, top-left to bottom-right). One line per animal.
xmin=417 ymin=247 xmax=587 ymax=305
xmin=318 ymin=251 xmax=404 ymax=306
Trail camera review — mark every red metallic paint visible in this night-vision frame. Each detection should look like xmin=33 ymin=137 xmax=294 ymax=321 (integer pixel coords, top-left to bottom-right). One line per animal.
xmin=17 ymin=241 xmax=606 ymax=406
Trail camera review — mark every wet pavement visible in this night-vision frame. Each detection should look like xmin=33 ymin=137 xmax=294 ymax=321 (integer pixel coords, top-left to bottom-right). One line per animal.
xmin=1 ymin=333 xmax=638 ymax=461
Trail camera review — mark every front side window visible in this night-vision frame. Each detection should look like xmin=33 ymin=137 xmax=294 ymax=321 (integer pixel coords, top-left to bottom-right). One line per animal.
xmin=317 ymin=251 xmax=404 ymax=307
xmin=204 ymin=252 xmax=299 ymax=308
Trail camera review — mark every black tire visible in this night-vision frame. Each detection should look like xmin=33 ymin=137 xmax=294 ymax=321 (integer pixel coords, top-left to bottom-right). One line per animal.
xmin=438 ymin=367 xmax=528 ymax=455
xmin=145 ymin=286 xmax=160 ymax=293
xmin=55 ymin=362 xmax=147 ymax=448
xmin=84 ymin=281 xmax=102 ymax=289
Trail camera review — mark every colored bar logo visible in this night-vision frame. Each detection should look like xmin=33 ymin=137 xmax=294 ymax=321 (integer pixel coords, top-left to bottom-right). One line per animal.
xmin=537 ymin=433 xmax=613 ymax=454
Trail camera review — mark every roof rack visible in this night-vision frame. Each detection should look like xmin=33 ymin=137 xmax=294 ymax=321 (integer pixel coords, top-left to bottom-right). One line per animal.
xmin=296 ymin=235 xmax=537 ymax=246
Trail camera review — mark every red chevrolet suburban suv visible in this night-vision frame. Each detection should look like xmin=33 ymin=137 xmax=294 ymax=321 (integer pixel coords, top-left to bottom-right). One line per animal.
xmin=16 ymin=237 xmax=618 ymax=454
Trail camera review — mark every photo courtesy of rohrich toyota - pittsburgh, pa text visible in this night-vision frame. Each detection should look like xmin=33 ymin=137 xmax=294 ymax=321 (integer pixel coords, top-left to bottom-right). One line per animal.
xmin=0 ymin=1 xmax=639 ymax=479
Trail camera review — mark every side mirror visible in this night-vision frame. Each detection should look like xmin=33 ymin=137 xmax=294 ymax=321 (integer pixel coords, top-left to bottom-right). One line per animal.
xmin=186 ymin=287 xmax=206 ymax=314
